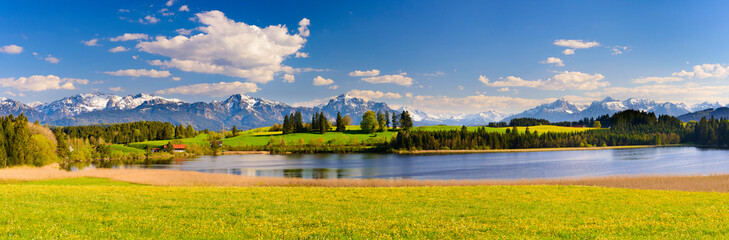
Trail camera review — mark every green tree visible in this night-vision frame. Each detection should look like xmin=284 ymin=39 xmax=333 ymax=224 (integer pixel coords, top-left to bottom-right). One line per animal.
xmin=594 ymin=121 xmax=602 ymax=128
xmin=377 ymin=111 xmax=386 ymax=132
xmin=361 ymin=111 xmax=378 ymax=134
xmin=385 ymin=111 xmax=391 ymax=129
xmin=391 ymin=111 xmax=399 ymax=129
xmin=336 ymin=112 xmax=346 ymax=132
xmin=231 ymin=125 xmax=238 ymax=136
xmin=400 ymin=111 xmax=413 ymax=130
xmin=319 ymin=113 xmax=328 ymax=134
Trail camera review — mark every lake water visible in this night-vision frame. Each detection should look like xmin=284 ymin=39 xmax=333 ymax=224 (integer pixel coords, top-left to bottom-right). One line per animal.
xmin=77 ymin=146 xmax=729 ymax=180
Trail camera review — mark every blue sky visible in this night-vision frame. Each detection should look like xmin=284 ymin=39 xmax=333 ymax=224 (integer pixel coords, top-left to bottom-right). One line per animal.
xmin=2 ymin=0 xmax=729 ymax=113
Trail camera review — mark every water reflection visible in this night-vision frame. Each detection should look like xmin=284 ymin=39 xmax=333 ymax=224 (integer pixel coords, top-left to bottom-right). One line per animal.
xmin=71 ymin=147 xmax=729 ymax=180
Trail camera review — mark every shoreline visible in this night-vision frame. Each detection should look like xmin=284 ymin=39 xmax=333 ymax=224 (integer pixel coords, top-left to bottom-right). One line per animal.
xmin=3 ymin=164 xmax=729 ymax=192
xmin=397 ymin=145 xmax=674 ymax=154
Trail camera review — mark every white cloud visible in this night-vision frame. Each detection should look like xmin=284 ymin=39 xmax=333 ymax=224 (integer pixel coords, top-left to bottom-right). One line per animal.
xmin=361 ymin=73 xmax=413 ymax=86
xmin=481 ymin=76 xmax=542 ymax=88
xmin=140 ymin=15 xmax=160 ymax=24
xmin=291 ymin=96 xmax=334 ymax=107
xmin=458 ymin=85 xmax=464 ymax=90
xmin=295 ymin=52 xmax=309 ymax=58
xmin=408 ymin=94 xmax=554 ymax=114
xmin=478 ymin=75 xmax=490 ymax=85
xmin=179 ymin=5 xmax=189 ymax=12
xmin=0 ymin=75 xmax=87 ymax=91
xmin=109 ymin=87 xmax=124 ymax=92
xmin=159 ymin=8 xmax=174 ymax=17
xmin=166 ymin=0 xmax=176 ymax=7
xmin=612 ymin=45 xmax=630 ymax=55
xmin=633 ymin=76 xmax=682 ymax=84
xmin=175 ymin=28 xmax=193 ymax=35
xmin=298 ymin=18 xmax=310 ymax=37
xmin=546 ymin=71 xmax=607 ymax=90
xmin=283 ymin=74 xmax=295 ymax=83
xmin=110 ymin=33 xmax=149 ymax=41
xmin=137 ymin=10 xmax=310 ymax=83
xmin=171 ymin=77 xmax=181 ymax=81
xmin=497 ymin=87 xmax=510 ymax=92
xmin=553 ymin=39 xmax=599 ymax=55
xmin=672 ymin=64 xmax=729 ymax=79
xmin=349 ymin=69 xmax=380 ymax=77
xmin=109 ymin=46 xmax=129 ymax=53
xmin=553 ymin=39 xmax=600 ymax=49
xmin=347 ymin=90 xmax=402 ymax=100
xmin=132 ymin=55 xmax=139 ymax=60
xmin=313 ymin=76 xmax=334 ymax=86
xmin=480 ymin=71 xmax=607 ymax=90
xmin=329 ymin=85 xmax=339 ymax=90
xmin=155 ymin=81 xmax=259 ymax=96
xmin=118 ymin=9 xmax=130 ymax=13
xmin=81 ymin=39 xmax=100 ymax=46
xmin=540 ymin=57 xmax=564 ymax=67
xmin=44 ymin=55 xmax=60 ymax=64
xmin=422 ymin=71 xmax=445 ymax=77
xmin=104 ymin=69 xmax=172 ymax=78
xmin=0 ymin=44 xmax=23 ymax=54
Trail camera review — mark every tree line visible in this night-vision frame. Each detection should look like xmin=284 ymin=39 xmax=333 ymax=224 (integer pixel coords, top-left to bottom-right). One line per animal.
xmin=391 ymin=110 xmax=687 ymax=151
xmin=56 ymin=121 xmax=197 ymax=144
xmin=0 ymin=114 xmax=59 ymax=167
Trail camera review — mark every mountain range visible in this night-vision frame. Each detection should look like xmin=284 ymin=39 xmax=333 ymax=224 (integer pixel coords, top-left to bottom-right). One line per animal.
xmin=1 ymin=93 xmax=726 ymax=130
xmin=504 ymin=97 xmax=724 ymax=122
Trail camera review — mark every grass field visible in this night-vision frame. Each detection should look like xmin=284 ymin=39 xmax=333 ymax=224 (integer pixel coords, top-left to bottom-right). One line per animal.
xmin=223 ymin=125 xmax=398 ymax=147
xmin=2 ymin=181 xmax=729 ymax=238
xmin=126 ymin=133 xmax=210 ymax=149
xmin=122 ymin=125 xmax=597 ymax=149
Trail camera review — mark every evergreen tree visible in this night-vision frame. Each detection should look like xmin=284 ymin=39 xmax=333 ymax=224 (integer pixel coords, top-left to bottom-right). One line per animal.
xmin=385 ymin=111 xmax=391 ymax=129
xmin=400 ymin=111 xmax=413 ymax=130
xmin=377 ymin=111 xmax=386 ymax=132
xmin=391 ymin=111 xmax=399 ymax=129
xmin=283 ymin=115 xmax=291 ymax=134
xmin=319 ymin=113 xmax=328 ymax=134
xmin=231 ymin=125 xmax=238 ymax=136
xmin=336 ymin=112 xmax=345 ymax=132
xmin=294 ymin=111 xmax=304 ymax=133
xmin=312 ymin=112 xmax=319 ymax=132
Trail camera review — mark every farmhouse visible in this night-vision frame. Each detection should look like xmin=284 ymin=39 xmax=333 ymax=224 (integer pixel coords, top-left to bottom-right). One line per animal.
xmin=172 ymin=144 xmax=187 ymax=153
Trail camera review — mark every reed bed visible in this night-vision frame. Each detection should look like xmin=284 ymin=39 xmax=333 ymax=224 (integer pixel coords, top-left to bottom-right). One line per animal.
xmin=3 ymin=164 xmax=729 ymax=191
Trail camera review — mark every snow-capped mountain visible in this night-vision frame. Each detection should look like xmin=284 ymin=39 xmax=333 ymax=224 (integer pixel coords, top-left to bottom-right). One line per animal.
xmin=36 ymin=93 xmax=184 ymax=120
xmin=504 ymin=98 xmax=585 ymax=122
xmin=4 ymin=92 xmax=725 ymax=129
xmin=578 ymin=97 xmax=690 ymax=119
xmin=315 ymin=94 xmax=392 ymax=124
xmin=507 ymin=97 xmax=694 ymax=122
xmin=400 ymin=106 xmax=510 ymax=126
xmin=0 ymin=98 xmax=43 ymax=121
xmin=690 ymin=102 xmax=724 ymax=111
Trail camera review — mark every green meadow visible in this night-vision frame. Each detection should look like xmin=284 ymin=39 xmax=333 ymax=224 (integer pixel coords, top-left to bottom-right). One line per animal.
xmin=122 ymin=125 xmax=597 ymax=149
xmin=1 ymin=179 xmax=728 ymax=239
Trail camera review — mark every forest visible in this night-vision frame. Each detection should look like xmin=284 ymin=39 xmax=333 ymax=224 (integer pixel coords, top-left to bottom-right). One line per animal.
xmin=390 ymin=110 xmax=687 ymax=151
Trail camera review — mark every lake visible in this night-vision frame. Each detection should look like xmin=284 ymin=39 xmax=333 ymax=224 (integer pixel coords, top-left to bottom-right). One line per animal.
xmin=73 ymin=146 xmax=729 ymax=180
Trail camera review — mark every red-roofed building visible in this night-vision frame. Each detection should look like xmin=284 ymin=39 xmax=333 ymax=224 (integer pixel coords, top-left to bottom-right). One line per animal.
xmin=172 ymin=144 xmax=187 ymax=153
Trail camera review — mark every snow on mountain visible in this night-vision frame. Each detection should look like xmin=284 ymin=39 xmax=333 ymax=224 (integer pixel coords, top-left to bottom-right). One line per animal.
xmin=690 ymin=102 xmax=723 ymax=111
xmin=107 ymin=93 xmax=183 ymax=110
xmin=36 ymin=92 xmax=184 ymax=119
xmin=505 ymin=98 xmax=583 ymax=122
xmin=397 ymin=106 xmax=510 ymax=126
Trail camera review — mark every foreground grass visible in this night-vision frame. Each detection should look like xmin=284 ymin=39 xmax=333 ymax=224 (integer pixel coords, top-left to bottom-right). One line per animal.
xmin=2 ymin=184 xmax=729 ymax=238
xmin=14 ymin=177 xmax=140 ymax=186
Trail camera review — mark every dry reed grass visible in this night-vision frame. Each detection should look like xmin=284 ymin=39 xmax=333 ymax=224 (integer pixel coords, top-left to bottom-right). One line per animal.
xmin=3 ymin=164 xmax=729 ymax=191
